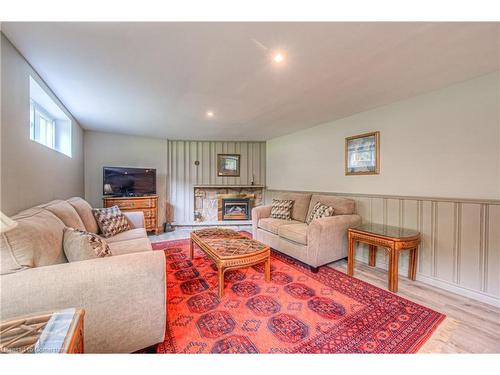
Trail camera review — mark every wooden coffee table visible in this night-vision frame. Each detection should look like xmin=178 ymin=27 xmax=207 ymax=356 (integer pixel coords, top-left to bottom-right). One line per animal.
xmin=348 ymin=223 xmax=421 ymax=293
xmin=190 ymin=228 xmax=271 ymax=297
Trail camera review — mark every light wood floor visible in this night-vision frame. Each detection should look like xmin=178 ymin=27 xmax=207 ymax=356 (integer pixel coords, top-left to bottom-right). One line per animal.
xmin=151 ymin=229 xmax=500 ymax=353
xmin=330 ymin=259 xmax=500 ymax=353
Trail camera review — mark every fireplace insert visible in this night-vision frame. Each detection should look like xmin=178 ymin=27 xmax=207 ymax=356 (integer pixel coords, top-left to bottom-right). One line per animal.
xmin=221 ymin=198 xmax=251 ymax=220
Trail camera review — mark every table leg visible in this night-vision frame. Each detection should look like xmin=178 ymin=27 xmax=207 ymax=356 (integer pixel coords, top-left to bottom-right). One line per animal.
xmin=189 ymin=238 xmax=194 ymax=259
xmin=368 ymin=244 xmax=377 ymax=267
xmin=408 ymin=247 xmax=418 ymax=280
xmin=264 ymin=258 xmax=271 ymax=282
xmin=347 ymin=233 xmax=355 ymax=276
xmin=388 ymin=248 xmax=399 ymax=292
xmin=218 ymin=267 xmax=225 ymax=298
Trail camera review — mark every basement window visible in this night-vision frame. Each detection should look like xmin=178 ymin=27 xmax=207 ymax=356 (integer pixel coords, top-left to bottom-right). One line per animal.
xmin=29 ymin=76 xmax=72 ymax=157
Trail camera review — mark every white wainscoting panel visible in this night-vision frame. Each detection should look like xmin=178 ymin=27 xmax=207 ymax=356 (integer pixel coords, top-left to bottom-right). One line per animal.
xmin=266 ymin=189 xmax=500 ymax=307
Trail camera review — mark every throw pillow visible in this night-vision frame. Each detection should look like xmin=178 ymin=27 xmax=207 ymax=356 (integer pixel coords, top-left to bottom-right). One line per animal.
xmin=270 ymin=199 xmax=294 ymax=220
xmin=306 ymin=202 xmax=335 ymax=224
xmin=63 ymin=227 xmax=111 ymax=262
xmin=92 ymin=205 xmax=130 ymax=238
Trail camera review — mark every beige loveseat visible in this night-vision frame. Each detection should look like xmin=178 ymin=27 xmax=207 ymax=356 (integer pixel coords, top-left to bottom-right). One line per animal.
xmin=252 ymin=193 xmax=361 ymax=271
xmin=0 ymin=197 xmax=166 ymax=353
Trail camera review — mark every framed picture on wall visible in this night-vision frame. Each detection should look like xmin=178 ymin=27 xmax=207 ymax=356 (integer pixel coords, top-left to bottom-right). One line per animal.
xmin=217 ymin=154 xmax=240 ymax=177
xmin=345 ymin=131 xmax=380 ymax=175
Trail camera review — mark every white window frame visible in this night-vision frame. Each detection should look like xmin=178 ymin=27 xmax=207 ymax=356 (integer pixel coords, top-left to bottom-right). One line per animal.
xmin=29 ymin=75 xmax=72 ymax=157
xmin=30 ymin=99 xmax=56 ymax=150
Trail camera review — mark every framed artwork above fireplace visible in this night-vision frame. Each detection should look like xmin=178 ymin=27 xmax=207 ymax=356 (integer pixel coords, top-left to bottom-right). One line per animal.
xmin=217 ymin=154 xmax=240 ymax=177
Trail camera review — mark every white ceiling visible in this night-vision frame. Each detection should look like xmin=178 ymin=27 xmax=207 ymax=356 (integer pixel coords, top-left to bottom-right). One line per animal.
xmin=3 ymin=22 xmax=499 ymax=140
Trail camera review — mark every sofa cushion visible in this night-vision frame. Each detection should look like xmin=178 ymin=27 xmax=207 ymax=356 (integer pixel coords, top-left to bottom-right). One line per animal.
xmin=307 ymin=195 xmax=355 ymax=217
xmin=270 ymin=199 xmax=294 ymax=220
xmin=278 ymin=223 xmax=308 ymax=245
xmin=306 ymin=202 xmax=334 ymax=224
xmin=92 ymin=206 xmax=130 ymax=238
xmin=108 ymin=237 xmax=152 ymax=256
xmin=1 ymin=208 xmax=67 ymax=275
xmin=41 ymin=200 xmax=86 ymax=231
xmin=63 ymin=227 xmax=111 ymax=262
xmin=106 ymin=228 xmax=148 ymax=243
xmin=67 ymin=197 xmax=99 ymax=234
xmin=274 ymin=193 xmax=312 ymax=222
xmin=258 ymin=218 xmax=302 ymax=235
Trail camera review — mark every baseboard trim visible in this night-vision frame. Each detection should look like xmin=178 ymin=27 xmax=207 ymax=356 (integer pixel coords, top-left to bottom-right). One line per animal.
xmin=413 ymin=273 xmax=500 ymax=308
xmin=355 ymin=255 xmax=500 ymax=308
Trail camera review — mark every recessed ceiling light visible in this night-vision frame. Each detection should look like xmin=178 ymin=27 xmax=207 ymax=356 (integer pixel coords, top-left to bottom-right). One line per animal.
xmin=272 ymin=51 xmax=286 ymax=64
xmin=206 ymin=111 xmax=214 ymax=118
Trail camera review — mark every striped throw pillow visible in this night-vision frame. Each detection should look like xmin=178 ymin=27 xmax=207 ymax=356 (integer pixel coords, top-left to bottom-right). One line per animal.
xmin=306 ymin=202 xmax=335 ymax=224
xmin=270 ymin=199 xmax=294 ymax=220
xmin=92 ymin=205 xmax=130 ymax=238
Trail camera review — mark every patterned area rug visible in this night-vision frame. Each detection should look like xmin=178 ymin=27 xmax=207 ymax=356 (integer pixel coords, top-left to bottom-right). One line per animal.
xmin=152 ymin=235 xmax=445 ymax=354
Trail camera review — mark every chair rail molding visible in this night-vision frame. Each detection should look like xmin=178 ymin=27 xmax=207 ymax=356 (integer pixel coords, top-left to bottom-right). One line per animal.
xmin=266 ymin=189 xmax=500 ymax=307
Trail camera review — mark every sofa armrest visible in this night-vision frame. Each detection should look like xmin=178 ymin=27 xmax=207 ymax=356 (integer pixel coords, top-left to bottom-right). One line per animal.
xmin=0 ymin=251 xmax=166 ymax=353
xmin=251 ymin=204 xmax=272 ymax=238
xmin=124 ymin=211 xmax=145 ymax=229
xmin=306 ymin=214 xmax=362 ymax=266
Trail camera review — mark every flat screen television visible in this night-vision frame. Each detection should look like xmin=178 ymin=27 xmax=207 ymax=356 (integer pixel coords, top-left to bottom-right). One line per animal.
xmin=103 ymin=167 xmax=156 ymax=196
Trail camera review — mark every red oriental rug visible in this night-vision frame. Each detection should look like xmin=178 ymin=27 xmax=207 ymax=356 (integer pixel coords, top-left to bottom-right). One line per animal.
xmin=152 ymin=235 xmax=445 ymax=354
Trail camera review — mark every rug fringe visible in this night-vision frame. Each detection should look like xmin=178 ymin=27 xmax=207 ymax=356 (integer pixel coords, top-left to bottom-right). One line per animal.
xmin=418 ymin=317 xmax=460 ymax=353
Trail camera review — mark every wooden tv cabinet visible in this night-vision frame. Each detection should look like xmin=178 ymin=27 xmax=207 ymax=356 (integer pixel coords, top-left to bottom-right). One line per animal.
xmin=103 ymin=195 xmax=159 ymax=234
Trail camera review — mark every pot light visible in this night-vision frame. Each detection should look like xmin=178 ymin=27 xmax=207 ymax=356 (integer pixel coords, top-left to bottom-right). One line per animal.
xmin=272 ymin=51 xmax=286 ymax=64
xmin=206 ymin=111 xmax=214 ymax=118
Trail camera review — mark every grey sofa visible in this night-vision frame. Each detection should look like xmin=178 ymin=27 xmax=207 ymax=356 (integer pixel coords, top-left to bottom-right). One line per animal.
xmin=0 ymin=197 xmax=166 ymax=353
xmin=252 ymin=193 xmax=361 ymax=271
